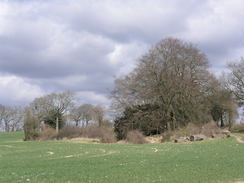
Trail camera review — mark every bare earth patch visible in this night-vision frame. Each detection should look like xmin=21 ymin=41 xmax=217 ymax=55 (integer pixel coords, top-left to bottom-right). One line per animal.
xmin=63 ymin=137 xmax=100 ymax=143
xmin=47 ymin=151 xmax=54 ymax=155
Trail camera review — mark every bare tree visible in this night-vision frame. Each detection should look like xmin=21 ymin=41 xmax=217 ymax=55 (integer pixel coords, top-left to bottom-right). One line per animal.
xmin=92 ymin=105 xmax=105 ymax=127
xmin=29 ymin=91 xmax=74 ymax=132
xmin=227 ymin=58 xmax=244 ymax=105
xmin=70 ymin=104 xmax=93 ymax=127
xmin=0 ymin=104 xmax=12 ymax=131
xmin=0 ymin=105 xmax=23 ymax=132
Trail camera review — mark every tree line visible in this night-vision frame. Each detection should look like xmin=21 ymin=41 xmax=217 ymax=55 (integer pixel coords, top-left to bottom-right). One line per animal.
xmin=0 ymin=92 xmax=108 ymax=140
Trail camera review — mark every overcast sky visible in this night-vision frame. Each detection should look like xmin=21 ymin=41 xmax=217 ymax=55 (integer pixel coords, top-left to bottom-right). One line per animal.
xmin=0 ymin=0 xmax=244 ymax=107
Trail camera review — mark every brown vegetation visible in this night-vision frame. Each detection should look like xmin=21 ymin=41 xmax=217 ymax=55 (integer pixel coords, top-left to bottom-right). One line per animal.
xmin=39 ymin=127 xmax=57 ymax=140
xmin=230 ymin=124 xmax=244 ymax=133
xmin=161 ymin=122 xmax=230 ymax=143
xmin=57 ymin=126 xmax=116 ymax=143
xmin=126 ymin=130 xmax=148 ymax=144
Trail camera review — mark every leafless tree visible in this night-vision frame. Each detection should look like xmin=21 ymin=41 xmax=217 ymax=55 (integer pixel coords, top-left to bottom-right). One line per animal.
xmin=0 ymin=104 xmax=23 ymax=132
xmin=92 ymin=105 xmax=105 ymax=127
xmin=227 ymin=58 xmax=244 ymax=105
xmin=70 ymin=104 xmax=93 ymax=126
xmin=0 ymin=104 xmax=13 ymax=132
xmin=29 ymin=91 xmax=74 ymax=132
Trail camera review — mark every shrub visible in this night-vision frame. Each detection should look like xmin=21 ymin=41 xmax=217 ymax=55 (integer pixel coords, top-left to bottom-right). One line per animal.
xmin=82 ymin=126 xmax=116 ymax=143
xmin=114 ymin=104 xmax=164 ymax=140
xmin=81 ymin=126 xmax=102 ymax=138
xmin=200 ymin=122 xmax=222 ymax=137
xmin=99 ymin=129 xmax=117 ymax=143
xmin=161 ymin=123 xmax=201 ymax=142
xmin=161 ymin=131 xmax=172 ymax=142
xmin=57 ymin=126 xmax=82 ymax=139
xmin=160 ymin=122 xmax=223 ymax=142
xmin=126 ymin=130 xmax=148 ymax=144
xmin=170 ymin=123 xmax=201 ymax=139
xmin=39 ymin=126 xmax=57 ymax=140
xmin=230 ymin=124 xmax=244 ymax=133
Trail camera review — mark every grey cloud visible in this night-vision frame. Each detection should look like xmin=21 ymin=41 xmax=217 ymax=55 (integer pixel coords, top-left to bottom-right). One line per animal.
xmin=0 ymin=0 xmax=244 ymax=106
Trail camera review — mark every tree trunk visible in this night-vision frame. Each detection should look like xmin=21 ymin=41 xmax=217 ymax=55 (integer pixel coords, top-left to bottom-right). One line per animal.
xmin=166 ymin=121 xmax=171 ymax=132
xmin=75 ymin=121 xmax=79 ymax=127
xmin=56 ymin=117 xmax=59 ymax=133
xmin=98 ymin=120 xmax=102 ymax=127
xmin=5 ymin=121 xmax=9 ymax=132
xmin=220 ymin=114 xmax=224 ymax=127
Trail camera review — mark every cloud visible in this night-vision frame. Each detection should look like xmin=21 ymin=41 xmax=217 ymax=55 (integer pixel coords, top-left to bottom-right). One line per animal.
xmin=0 ymin=0 xmax=244 ymax=106
xmin=0 ymin=75 xmax=44 ymax=106
xmin=76 ymin=91 xmax=110 ymax=106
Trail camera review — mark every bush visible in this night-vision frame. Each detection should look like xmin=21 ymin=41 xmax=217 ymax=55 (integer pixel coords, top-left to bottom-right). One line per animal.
xmin=161 ymin=131 xmax=172 ymax=142
xmin=200 ymin=122 xmax=222 ymax=137
xmin=81 ymin=126 xmax=102 ymax=138
xmin=99 ymin=129 xmax=117 ymax=143
xmin=230 ymin=124 xmax=244 ymax=133
xmin=57 ymin=126 xmax=82 ymax=139
xmin=39 ymin=127 xmax=57 ymax=140
xmin=126 ymin=130 xmax=148 ymax=144
xmin=114 ymin=104 xmax=164 ymax=140
xmin=160 ymin=122 xmax=223 ymax=142
xmin=82 ymin=126 xmax=116 ymax=143
xmin=175 ymin=123 xmax=201 ymax=138
xmin=161 ymin=123 xmax=202 ymax=142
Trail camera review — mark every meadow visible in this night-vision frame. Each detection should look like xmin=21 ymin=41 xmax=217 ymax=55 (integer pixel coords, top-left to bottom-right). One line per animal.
xmin=0 ymin=132 xmax=244 ymax=183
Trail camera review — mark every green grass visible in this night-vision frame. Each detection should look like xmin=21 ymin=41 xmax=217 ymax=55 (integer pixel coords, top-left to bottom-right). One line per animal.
xmin=1 ymin=132 xmax=244 ymax=183
xmin=233 ymin=132 xmax=244 ymax=140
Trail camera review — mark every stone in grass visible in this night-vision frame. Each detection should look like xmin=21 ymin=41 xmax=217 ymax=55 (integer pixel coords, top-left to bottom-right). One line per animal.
xmin=190 ymin=134 xmax=206 ymax=141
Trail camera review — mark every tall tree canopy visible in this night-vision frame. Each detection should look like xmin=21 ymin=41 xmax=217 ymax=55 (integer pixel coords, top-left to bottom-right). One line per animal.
xmin=112 ymin=38 xmax=236 ymax=138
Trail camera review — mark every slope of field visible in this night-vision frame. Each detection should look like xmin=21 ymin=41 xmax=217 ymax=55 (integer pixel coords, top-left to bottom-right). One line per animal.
xmin=0 ymin=132 xmax=244 ymax=183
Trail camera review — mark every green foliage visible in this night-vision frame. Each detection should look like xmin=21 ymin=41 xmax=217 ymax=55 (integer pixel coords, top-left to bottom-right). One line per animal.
xmin=1 ymin=132 xmax=244 ymax=183
xmin=114 ymin=104 xmax=165 ymax=140
xmin=43 ymin=109 xmax=65 ymax=130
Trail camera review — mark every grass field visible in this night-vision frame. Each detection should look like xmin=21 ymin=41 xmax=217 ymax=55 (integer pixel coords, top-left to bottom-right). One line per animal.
xmin=0 ymin=132 xmax=244 ymax=183
xmin=236 ymin=133 xmax=244 ymax=140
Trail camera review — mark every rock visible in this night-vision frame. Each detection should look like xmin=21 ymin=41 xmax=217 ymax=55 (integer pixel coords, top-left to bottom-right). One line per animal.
xmin=174 ymin=137 xmax=189 ymax=143
xmin=222 ymin=130 xmax=231 ymax=138
xmin=190 ymin=134 xmax=206 ymax=141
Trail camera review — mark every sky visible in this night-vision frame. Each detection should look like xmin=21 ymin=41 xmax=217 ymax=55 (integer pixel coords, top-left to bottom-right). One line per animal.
xmin=0 ymin=0 xmax=244 ymax=107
